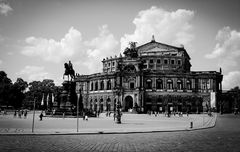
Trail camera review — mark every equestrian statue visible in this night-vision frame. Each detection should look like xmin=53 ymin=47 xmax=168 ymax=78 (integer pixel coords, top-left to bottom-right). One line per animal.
xmin=63 ymin=61 xmax=75 ymax=81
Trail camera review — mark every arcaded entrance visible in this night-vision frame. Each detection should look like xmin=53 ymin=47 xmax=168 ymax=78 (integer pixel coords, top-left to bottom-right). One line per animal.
xmin=125 ymin=96 xmax=133 ymax=111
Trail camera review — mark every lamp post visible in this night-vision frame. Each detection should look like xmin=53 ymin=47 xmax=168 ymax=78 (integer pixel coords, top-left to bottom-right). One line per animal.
xmin=114 ymin=57 xmax=123 ymax=124
xmin=115 ymin=88 xmax=122 ymax=124
xmin=77 ymin=88 xmax=81 ymax=132
xmin=32 ymin=97 xmax=36 ymax=133
xmin=116 ymin=99 xmax=121 ymax=124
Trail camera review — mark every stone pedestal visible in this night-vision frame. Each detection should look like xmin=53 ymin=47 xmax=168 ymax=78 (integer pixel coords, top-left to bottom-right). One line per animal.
xmin=55 ymin=80 xmax=77 ymax=115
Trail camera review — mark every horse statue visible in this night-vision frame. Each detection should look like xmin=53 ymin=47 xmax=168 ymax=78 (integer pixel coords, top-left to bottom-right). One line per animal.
xmin=63 ymin=61 xmax=75 ymax=81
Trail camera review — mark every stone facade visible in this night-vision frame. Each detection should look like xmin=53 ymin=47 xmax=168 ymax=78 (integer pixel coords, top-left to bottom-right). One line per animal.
xmin=75 ymin=38 xmax=223 ymax=113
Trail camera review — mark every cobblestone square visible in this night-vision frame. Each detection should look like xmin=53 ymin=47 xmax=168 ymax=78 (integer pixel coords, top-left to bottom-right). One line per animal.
xmin=1 ymin=113 xmax=239 ymax=152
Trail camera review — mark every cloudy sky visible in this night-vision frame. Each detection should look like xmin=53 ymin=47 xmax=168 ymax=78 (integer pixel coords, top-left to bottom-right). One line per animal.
xmin=0 ymin=0 xmax=240 ymax=90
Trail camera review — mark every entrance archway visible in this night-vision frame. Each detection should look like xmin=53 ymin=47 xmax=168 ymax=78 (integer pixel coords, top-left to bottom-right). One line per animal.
xmin=100 ymin=99 xmax=103 ymax=112
xmin=106 ymin=98 xmax=111 ymax=111
xmin=125 ymin=96 xmax=133 ymax=111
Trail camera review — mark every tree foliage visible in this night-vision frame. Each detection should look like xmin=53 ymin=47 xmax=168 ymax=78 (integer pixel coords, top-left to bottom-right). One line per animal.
xmin=0 ymin=71 xmax=62 ymax=110
xmin=0 ymin=71 xmax=28 ymax=109
xmin=0 ymin=71 xmax=12 ymax=106
xmin=24 ymin=79 xmax=61 ymax=109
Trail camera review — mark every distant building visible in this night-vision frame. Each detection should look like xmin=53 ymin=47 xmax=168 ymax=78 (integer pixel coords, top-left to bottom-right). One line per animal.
xmin=75 ymin=37 xmax=223 ymax=113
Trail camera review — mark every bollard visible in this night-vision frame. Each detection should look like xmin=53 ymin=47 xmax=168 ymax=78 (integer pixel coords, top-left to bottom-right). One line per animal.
xmin=190 ymin=121 xmax=193 ymax=128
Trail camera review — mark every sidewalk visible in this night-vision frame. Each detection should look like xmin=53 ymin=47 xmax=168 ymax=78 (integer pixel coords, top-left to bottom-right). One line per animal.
xmin=0 ymin=112 xmax=217 ymax=135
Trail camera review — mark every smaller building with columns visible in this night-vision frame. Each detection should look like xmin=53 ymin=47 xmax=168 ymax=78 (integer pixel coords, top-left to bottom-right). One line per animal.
xmin=75 ymin=37 xmax=223 ymax=113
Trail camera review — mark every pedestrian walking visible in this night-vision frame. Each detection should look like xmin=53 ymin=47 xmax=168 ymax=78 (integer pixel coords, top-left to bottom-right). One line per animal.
xmin=85 ymin=115 xmax=88 ymax=121
xmin=39 ymin=112 xmax=43 ymax=121
xmin=114 ymin=112 xmax=116 ymax=121
xmin=97 ymin=110 xmax=100 ymax=117
xmin=24 ymin=110 xmax=27 ymax=119
xmin=18 ymin=110 xmax=22 ymax=118
xmin=63 ymin=112 xmax=65 ymax=119
xmin=14 ymin=110 xmax=17 ymax=118
xmin=83 ymin=112 xmax=85 ymax=120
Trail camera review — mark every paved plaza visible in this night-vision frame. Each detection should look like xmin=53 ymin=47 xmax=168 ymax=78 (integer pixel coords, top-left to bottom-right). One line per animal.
xmin=0 ymin=114 xmax=239 ymax=152
xmin=0 ymin=111 xmax=215 ymax=134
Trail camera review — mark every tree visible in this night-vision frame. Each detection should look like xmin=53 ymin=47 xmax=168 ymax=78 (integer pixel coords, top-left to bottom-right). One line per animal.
xmin=0 ymin=71 xmax=12 ymax=106
xmin=0 ymin=71 xmax=28 ymax=109
xmin=25 ymin=79 xmax=59 ymax=109
xmin=9 ymin=78 xmax=28 ymax=109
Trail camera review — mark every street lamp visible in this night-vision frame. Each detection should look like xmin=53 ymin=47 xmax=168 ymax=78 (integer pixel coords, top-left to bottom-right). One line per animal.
xmin=76 ymin=88 xmax=81 ymax=132
xmin=32 ymin=97 xmax=36 ymax=133
xmin=114 ymin=88 xmax=122 ymax=124
xmin=116 ymin=99 xmax=121 ymax=124
xmin=114 ymin=57 xmax=123 ymax=124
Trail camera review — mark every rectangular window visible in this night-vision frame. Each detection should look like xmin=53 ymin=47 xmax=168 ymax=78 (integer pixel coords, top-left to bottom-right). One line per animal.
xmin=164 ymin=59 xmax=168 ymax=64
xmin=112 ymin=62 xmax=115 ymax=66
xmin=178 ymin=60 xmax=181 ymax=65
xmin=108 ymin=63 xmax=111 ymax=66
xmin=171 ymin=59 xmax=175 ymax=65
xmin=130 ymin=82 xmax=134 ymax=89
xmin=157 ymin=59 xmax=161 ymax=64
xmin=150 ymin=59 xmax=154 ymax=63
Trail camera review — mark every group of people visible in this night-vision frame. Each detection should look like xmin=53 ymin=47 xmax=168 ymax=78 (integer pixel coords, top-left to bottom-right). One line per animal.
xmin=82 ymin=113 xmax=88 ymax=121
xmin=147 ymin=110 xmax=185 ymax=117
xmin=14 ymin=109 xmax=28 ymax=118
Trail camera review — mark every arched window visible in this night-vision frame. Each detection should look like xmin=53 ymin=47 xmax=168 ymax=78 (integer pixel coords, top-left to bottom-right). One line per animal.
xmin=177 ymin=79 xmax=183 ymax=90
xmin=146 ymin=79 xmax=152 ymax=89
xmin=124 ymin=65 xmax=136 ymax=73
xmin=107 ymin=80 xmax=111 ymax=90
xmin=100 ymin=80 xmax=104 ymax=90
xmin=90 ymin=82 xmax=93 ymax=91
xmin=95 ymin=81 xmax=98 ymax=91
xmin=186 ymin=80 xmax=192 ymax=90
xmin=167 ymin=79 xmax=173 ymax=89
xmin=156 ymin=79 xmax=163 ymax=89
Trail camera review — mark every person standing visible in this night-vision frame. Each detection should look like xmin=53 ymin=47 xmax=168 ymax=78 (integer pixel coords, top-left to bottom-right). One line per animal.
xmin=39 ymin=112 xmax=43 ymax=121
xmin=18 ymin=110 xmax=22 ymax=118
xmin=14 ymin=110 xmax=17 ymax=118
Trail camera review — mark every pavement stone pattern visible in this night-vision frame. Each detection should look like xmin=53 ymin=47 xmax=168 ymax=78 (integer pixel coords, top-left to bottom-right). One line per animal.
xmin=0 ymin=114 xmax=240 ymax=152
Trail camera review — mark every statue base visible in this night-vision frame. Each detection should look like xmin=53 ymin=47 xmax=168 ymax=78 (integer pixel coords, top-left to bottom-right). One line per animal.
xmin=52 ymin=80 xmax=78 ymax=116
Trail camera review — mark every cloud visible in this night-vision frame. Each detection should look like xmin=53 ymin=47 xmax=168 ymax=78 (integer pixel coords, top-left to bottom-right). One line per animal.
xmin=82 ymin=25 xmax=119 ymax=73
xmin=21 ymin=27 xmax=82 ymax=63
xmin=205 ymin=27 xmax=240 ymax=72
xmin=120 ymin=6 xmax=194 ymax=50
xmin=222 ymin=71 xmax=240 ymax=90
xmin=21 ymin=25 xmax=119 ymax=75
xmin=7 ymin=52 xmax=13 ymax=55
xmin=0 ymin=1 xmax=13 ymax=16
xmin=17 ymin=65 xmax=49 ymax=82
xmin=0 ymin=34 xmax=4 ymax=42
